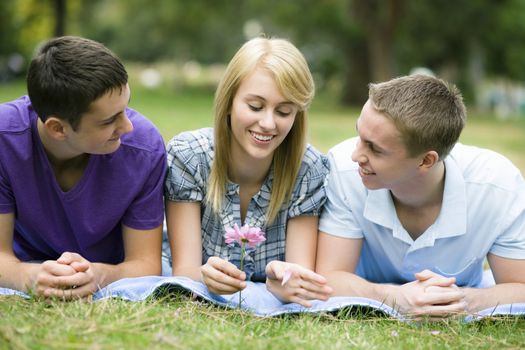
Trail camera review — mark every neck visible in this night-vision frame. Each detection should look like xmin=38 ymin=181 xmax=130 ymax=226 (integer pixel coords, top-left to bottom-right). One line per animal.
xmin=391 ymin=161 xmax=446 ymax=210
xmin=228 ymin=146 xmax=272 ymax=187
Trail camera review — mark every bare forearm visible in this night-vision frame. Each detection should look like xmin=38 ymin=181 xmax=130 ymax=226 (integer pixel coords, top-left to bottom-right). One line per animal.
xmin=0 ymin=256 xmax=40 ymax=292
xmin=172 ymin=265 xmax=203 ymax=281
xmin=93 ymin=258 xmax=161 ymax=288
xmin=464 ymin=283 xmax=525 ymax=312
xmin=325 ymin=270 xmax=393 ymax=303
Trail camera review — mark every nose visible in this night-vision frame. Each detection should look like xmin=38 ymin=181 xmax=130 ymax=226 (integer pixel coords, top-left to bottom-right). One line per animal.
xmin=258 ymin=109 xmax=276 ymax=130
xmin=118 ymin=111 xmax=134 ymax=135
xmin=351 ymin=139 xmax=366 ymax=163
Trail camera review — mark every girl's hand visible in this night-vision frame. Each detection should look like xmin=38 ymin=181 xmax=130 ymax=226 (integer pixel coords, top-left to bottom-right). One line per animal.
xmin=265 ymin=260 xmax=333 ymax=307
xmin=200 ymin=256 xmax=246 ymax=295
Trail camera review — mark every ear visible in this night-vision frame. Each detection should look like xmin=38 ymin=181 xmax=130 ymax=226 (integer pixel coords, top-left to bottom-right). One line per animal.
xmin=418 ymin=150 xmax=440 ymax=170
xmin=43 ymin=116 xmax=67 ymax=140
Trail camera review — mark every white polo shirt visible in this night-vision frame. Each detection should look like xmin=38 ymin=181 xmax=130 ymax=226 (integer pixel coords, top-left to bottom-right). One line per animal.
xmin=319 ymin=138 xmax=525 ymax=287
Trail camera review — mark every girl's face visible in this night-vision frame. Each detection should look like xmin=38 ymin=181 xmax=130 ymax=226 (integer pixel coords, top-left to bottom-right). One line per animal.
xmin=229 ymin=68 xmax=298 ymax=166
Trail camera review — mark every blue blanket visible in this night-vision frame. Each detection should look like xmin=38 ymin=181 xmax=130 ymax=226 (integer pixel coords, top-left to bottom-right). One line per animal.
xmin=2 ymin=275 xmax=524 ymax=322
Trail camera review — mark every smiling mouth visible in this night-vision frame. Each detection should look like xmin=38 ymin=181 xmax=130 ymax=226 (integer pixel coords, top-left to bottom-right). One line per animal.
xmin=360 ymin=167 xmax=375 ymax=176
xmin=250 ymin=131 xmax=274 ymax=143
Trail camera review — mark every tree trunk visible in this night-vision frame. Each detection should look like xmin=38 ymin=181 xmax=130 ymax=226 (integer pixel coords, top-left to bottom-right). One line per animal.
xmin=54 ymin=0 xmax=66 ymax=37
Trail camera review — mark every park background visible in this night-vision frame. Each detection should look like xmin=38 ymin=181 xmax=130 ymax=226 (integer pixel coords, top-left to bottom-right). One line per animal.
xmin=0 ymin=1 xmax=524 ymax=349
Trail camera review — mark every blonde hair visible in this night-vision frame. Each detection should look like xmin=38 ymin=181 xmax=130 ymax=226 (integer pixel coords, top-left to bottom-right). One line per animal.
xmin=369 ymin=74 xmax=466 ymax=159
xmin=208 ymin=37 xmax=315 ymax=225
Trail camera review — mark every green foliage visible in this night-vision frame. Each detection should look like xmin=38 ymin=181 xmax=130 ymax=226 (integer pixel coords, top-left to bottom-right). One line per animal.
xmin=3 ymin=0 xmax=525 ymax=105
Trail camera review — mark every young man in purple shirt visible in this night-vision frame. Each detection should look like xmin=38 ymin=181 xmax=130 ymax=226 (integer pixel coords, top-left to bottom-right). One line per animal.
xmin=0 ymin=36 xmax=166 ymax=299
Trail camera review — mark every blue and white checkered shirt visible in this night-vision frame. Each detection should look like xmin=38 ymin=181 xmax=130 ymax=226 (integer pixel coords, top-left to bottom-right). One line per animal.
xmin=164 ymin=128 xmax=329 ymax=281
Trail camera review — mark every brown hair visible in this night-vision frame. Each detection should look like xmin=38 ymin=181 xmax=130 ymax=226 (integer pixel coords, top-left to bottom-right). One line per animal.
xmin=369 ymin=74 xmax=466 ymax=159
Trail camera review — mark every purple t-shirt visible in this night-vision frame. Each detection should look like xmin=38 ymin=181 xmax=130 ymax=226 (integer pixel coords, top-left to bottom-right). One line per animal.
xmin=0 ymin=96 xmax=166 ymax=263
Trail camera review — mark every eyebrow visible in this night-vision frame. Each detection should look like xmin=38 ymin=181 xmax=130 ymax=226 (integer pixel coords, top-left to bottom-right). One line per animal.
xmin=100 ymin=95 xmax=131 ymax=123
xmin=355 ymin=119 xmax=388 ymax=153
xmin=245 ymin=94 xmax=295 ymax=106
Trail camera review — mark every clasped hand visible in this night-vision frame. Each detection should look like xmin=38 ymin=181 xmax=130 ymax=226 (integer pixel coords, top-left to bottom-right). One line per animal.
xmin=33 ymin=252 xmax=99 ymax=300
xmin=394 ymin=269 xmax=467 ymax=317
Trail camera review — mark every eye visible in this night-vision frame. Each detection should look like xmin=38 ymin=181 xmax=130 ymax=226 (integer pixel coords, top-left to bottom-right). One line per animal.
xmin=101 ymin=118 xmax=116 ymax=126
xmin=248 ymin=104 xmax=262 ymax=112
xmin=276 ymin=109 xmax=292 ymax=117
xmin=366 ymin=142 xmax=380 ymax=154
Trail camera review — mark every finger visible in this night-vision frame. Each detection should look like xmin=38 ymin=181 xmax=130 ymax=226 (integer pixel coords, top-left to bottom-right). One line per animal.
xmin=203 ymin=277 xmax=244 ymax=295
xmin=415 ymin=270 xmax=457 ymax=287
xmin=281 ymin=269 xmax=293 ymax=286
xmin=422 ymin=276 xmax=457 ymax=288
xmin=70 ymin=261 xmax=90 ymax=272
xmin=287 ymin=279 xmax=333 ymax=297
xmin=208 ymin=257 xmax=246 ymax=280
xmin=52 ymin=272 xmax=94 ymax=290
xmin=57 ymin=252 xmax=84 ymax=264
xmin=425 ymin=285 xmax=460 ymax=294
xmin=410 ymin=300 xmax=468 ymax=317
xmin=275 ymin=263 xmax=327 ymax=285
xmin=41 ymin=284 xmax=94 ymax=300
xmin=287 ymin=295 xmax=313 ymax=308
xmin=297 ymin=270 xmax=328 ymax=286
xmin=41 ymin=260 xmax=77 ymax=277
xmin=201 ymin=264 xmax=246 ymax=290
xmin=420 ymin=290 xmax=465 ymax=306
xmin=415 ymin=269 xmax=440 ymax=281
xmin=293 ymin=287 xmax=332 ymax=301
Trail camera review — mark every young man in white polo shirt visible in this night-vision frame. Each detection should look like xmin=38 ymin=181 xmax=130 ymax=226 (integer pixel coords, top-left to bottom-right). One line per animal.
xmin=317 ymin=74 xmax=525 ymax=317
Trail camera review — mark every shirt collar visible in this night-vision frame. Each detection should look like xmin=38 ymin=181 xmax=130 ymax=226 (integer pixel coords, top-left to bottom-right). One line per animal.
xmin=363 ymin=156 xmax=467 ymax=248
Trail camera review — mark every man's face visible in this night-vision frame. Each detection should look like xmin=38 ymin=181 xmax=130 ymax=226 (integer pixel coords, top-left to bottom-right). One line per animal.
xmin=63 ymin=84 xmax=133 ymax=155
xmin=351 ymin=100 xmax=422 ymax=192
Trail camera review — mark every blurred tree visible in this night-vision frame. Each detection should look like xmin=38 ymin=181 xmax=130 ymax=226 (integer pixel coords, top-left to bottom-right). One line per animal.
xmin=79 ymin=0 xmax=248 ymax=63
xmin=54 ymin=0 xmax=66 ymax=37
xmin=0 ymin=1 xmax=18 ymax=55
xmin=4 ymin=0 xmax=525 ymax=104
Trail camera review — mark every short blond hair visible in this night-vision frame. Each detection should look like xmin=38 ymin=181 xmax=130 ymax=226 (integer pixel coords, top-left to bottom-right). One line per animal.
xmin=208 ymin=37 xmax=315 ymax=225
xmin=369 ymin=74 xmax=466 ymax=159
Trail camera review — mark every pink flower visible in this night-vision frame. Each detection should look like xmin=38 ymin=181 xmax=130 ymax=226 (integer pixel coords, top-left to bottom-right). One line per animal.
xmin=224 ymin=223 xmax=266 ymax=248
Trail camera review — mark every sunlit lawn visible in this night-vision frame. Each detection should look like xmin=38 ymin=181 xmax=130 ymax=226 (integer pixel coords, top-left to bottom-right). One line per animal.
xmin=0 ymin=81 xmax=524 ymax=349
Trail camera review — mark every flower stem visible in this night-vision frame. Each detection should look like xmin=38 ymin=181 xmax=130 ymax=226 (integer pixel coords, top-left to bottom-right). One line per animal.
xmin=239 ymin=241 xmax=245 ymax=308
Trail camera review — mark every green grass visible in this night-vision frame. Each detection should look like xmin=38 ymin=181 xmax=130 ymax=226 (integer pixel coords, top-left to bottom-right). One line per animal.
xmin=1 ymin=295 xmax=524 ymax=350
xmin=1 ymin=81 xmax=524 ymax=349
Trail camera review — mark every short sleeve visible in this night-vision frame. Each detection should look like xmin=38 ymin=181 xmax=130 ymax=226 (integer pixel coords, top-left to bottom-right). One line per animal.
xmin=122 ymin=140 xmax=167 ymax=229
xmin=0 ymin=158 xmax=14 ymax=213
xmin=287 ymin=145 xmax=329 ymax=218
xmin=164 ymin=129 xmax=212 ymax=202
xmin=489 ymin=174 xmax=525 ymax=259
xmin=318 ymin=150 xmax=364 ymax=239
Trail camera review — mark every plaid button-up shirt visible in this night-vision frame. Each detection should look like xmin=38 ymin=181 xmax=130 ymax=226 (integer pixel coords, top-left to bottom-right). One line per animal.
xmin=164 ymin=128 xmax=329 ymax=281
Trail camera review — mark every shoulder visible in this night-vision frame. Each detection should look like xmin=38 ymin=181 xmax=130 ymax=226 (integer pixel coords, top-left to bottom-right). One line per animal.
xmin=448 ymin=143 xmax=523 ymax=191
xmin=0 ymin=96 xmax=32 ymax=133
xmin=166 ymin=128 xmax=214 ymax=172
xmin=120 ymin=108 xmax=165 ymax=154
xmin=166 ymin=127 xmax=214 ymax=157
xmin=300 ymin=144 xmax=329 ymax=176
